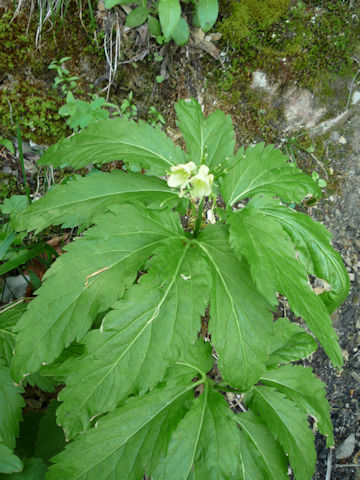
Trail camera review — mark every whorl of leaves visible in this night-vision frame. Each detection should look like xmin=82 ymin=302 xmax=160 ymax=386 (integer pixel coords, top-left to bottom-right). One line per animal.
xmin=1 ymin=98 xmax=348 ymax=479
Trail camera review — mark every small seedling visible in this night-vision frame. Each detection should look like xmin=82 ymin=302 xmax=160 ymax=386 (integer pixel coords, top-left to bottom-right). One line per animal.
xmin=120 ymin=91 xmax=138 ymax=119
xmin=48 ymin=57 xmax=79 ymax=95
xmin=147 ymin=105 xmax=165 ymax=127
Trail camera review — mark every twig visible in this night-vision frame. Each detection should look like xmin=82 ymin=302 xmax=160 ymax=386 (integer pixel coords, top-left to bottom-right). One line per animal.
xmin=345 ymin=68 xmax=360 ymax=110
xmin=0 ymin=298 xmax=26 ymax=314
xmin=335 ymin=464 xmax=360 ymax=468
xmin=325 ymin=448 xmax=333 ymax=480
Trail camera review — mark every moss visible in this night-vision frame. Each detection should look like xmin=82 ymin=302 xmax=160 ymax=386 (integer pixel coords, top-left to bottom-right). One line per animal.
xmin=218 ymin=0 xmax=290 ymax=50
xmin=0 ymin=172 xmax=21 ymax=203
xmin=0 ymin=80 xmax=69 ymax=144
xmin=0 ymin=2 xmax=103 ymax=144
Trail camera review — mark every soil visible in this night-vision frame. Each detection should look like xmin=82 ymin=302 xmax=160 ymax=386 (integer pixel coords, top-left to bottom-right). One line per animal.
xmin=1 ymin=1 xmax=360 ymax=478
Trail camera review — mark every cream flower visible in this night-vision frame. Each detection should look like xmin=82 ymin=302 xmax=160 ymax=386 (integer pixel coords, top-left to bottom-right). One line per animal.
xmin=167 ymin=161 xmax=197 ymax=189
xmin=190 ymin=165 xmax=214 ymax=199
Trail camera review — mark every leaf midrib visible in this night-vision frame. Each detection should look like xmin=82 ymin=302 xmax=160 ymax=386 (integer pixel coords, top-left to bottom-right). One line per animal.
xmin=68 ymin=243 xmax=191 ymax=422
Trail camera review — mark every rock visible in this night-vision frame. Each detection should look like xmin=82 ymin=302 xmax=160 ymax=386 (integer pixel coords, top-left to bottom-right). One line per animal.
xmin=335 ymin=433 xmax=356 ymax=460
xmin=352 ymin=91 xmax=360 ymax=105
xmin=1 ymin=274 xmax=29 ymax=303
xmin=283 ymin=87 xmax=326 ymax=130
xmin=250 ymin=71 xmax=279 ymax=96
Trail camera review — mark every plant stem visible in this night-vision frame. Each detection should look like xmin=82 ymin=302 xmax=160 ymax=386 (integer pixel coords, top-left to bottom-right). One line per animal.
xmin=193 ymin=197 xmax=205 ymax=238
xmin=16 ymin=120 xmax=32 ymax=205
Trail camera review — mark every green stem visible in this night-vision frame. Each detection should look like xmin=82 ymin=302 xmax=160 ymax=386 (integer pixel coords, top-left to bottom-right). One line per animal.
xmin=213 ymin=384 xmax=243 ymax=394
xmin=16 ymin=121 xmax=32 ymax=205
xmin=193 ymin=197 xmax=205 ymax=238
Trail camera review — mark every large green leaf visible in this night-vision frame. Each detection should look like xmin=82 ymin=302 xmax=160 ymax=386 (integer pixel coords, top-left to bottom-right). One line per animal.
xmin=56 ymin=242 xmax=211 ymax=439
xmin=14 ymin=171 xmax=177 ymax=234
xmin=220 ymin=143 xmax=321 ymax=206
xmin=195 ymin=225 xmax=274 ymax=390
xmin=0 ymin=363 xmax=25 ymax=450
xmin=11 ymin=203 xmax=184 ymax=382
xmin=267 ymin=317 xmax=317 ymax=366
xmin=34 ymin=401 xmax=66 ymax=462
xmin=197 ymin=0 xmax=218 ymax=32
xmin=0 ymin=458 xmax=46 ymax=479
xmin=229 ymin=207 xmax=343 ymax=366
xmin=248 ymin=195 xmax=349 ymax=313
xmin=0 ymin=444 xmax=22 ymax=475
xmin=46 ymin=352 xmax=210 ymax=480
xmin=0 ymin=303 xmax=27 ymax=365
xmin=153 ymin=384 xmax=239 ymax=479
xmin=38 ymin=119 xmax=186 ymax=175
xmin=236 ymin=412 xmax=288 ymax=479
xmin=158 ymin=0 xmax=181 ymax=38
xmin=247 ymin=386 xmax=316 ymax=480
xmin=175 ymin=99 xmax=235 ymax=169
xmin=260 ymin=364 xmax=334 ymax=446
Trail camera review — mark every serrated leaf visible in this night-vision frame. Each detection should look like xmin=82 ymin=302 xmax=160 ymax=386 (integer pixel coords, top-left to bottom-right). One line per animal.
xmin=236 ymin=412 xmax=288 ymax=479
xmin=0 ymin=444 xmax=22 ymax=474
xmin=249 ymin=195 xmax=349 ymax=313
xmin=238 ymin=430 xmax=268 ymax=480
xmin=56 ymin=243 xmax=211 ymax=439
xmin=175 ymin=99 xmax=235 ymax=168
xmin=25 ymin=373 xmax=57 ymax=393
xmin=125 ymin=6 xmax=149 ymax=27
xmin=34 ymin=401 xmax=66 ymax=462
xmin=11 ymin=203 xmax=184 ymax=382
xmin=267 ymin=317 xmax=317 ymax=365
xmin=229 ymin=207 xmax=343 ymax=366
xmin=46 ymin=360 xmax=206 ymax=480
xmin=0 ymin=196 xmax=28 ymax=216
xmin=158 ymin=0 xmax=181 ymax=38
xmin=197 ymin=0 xmax=218 ymax=32
xmin=248 ymin=385 xmax=316 ymax=480
xmin=14 ymin=171 xmax=176 ymax=234
xmin=0 ymin=363 xmax=25 ymax=449
xmin=260 ymin=364 xmax=334 ymax=446
xmin=38 ymin=119 xmax=186 ymax=175
xmin=15 ymin=411 xmax=42 ymax=459
xmin=196 ymin=225 xmax=274 ymax=390
xmin=220 ymin=143 xmax=321 ymax=206
xmin=0 ymin=303 xmax=27 ymax=365
xmin=153 ymin=385 xmax=239 ymax=479
xmin=0 ymin=458 xmax=46 ymax=479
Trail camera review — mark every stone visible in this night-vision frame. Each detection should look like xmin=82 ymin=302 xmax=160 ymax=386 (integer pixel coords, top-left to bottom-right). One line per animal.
xmin=283 ymin=87 xmax=326 ymax=130
xmin=352 ymin=91 xmax=360 ymax=105
xmin=335 ymin=433 xmax=356 ymax=460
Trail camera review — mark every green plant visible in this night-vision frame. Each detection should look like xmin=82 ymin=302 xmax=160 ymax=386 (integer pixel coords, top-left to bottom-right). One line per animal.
xmin=1 ymin=99 xmax=349 ymax=478
xmin=105 ymin=0 xmax=219 ymax=46
xmin=120 ymin=91 xmax=138 ymax=119
xmin=58 ymin=92 xmax=120 ymax=132
xmin=48 ymin=57 xmax=79 ymax=95
xmin=147 ymin=105 xmax=166 ymax=127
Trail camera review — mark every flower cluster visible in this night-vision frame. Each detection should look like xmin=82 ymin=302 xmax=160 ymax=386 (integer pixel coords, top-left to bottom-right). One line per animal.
xmin=167 ymin=162 xmax=214 ymax=199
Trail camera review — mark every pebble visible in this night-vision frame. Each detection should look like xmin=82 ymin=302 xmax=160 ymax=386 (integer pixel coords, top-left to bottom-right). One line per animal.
xmin=335 ymin=433 xmax=356 ymax=460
